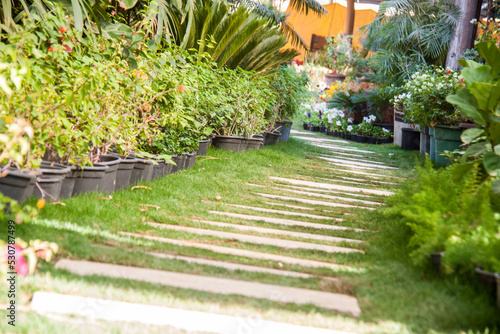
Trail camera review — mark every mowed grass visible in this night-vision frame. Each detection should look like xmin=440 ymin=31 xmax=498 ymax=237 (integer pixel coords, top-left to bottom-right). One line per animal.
xmin=1 ymin=123 xmax=498 ymax=334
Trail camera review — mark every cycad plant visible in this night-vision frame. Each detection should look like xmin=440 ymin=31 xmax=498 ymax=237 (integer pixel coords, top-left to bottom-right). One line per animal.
xmin=361 ymin=0 xmax=460 ymax=85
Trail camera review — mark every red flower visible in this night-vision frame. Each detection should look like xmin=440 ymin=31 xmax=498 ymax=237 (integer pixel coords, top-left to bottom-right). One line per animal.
xmin=147 ymin=115 xmax=154 ymax=121
xmin=62 ymin=44 xmax=72 ymax=53
xmin=92 ymin=156 xmax=100 ymax=163
xmin=446 ymin=70 xmax=452 ymax=74
xmin=177 ymin=86 xmax=186 ymax=92
xmin=59 ymin=26 xmax=69 ymax=34
xmin=48 ymin=47 xmax=54 ymax=52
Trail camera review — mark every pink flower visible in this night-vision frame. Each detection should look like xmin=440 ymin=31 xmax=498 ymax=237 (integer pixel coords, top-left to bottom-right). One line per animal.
xmin=111 ymin=10 xmax=116 ymax=15
xmin=147 ymin=115 xmax=154 ymax=121
xmin=5 ymin=245 xmax=29 ymax=276
xmin=62 ymin=44 xmax=73 ymax=53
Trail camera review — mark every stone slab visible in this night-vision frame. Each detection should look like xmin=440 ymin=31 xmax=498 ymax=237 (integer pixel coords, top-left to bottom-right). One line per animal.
xmin=317 ymin=155 xmax=387 ymax=165
xmin=255 ymin=193 xmax=375 ymax=211
xmin=149 ymin=223 xmax=362 ymax=254
xmin=54 ymin=260 xmax=362 ymax=316
xmin=263 ymin=186 xmax=381 ymax=206
xmin=119 ymin=232 xmax=351 ymax=271
xmin=148 ymin=252 xmax=314 ymax=278
xmin=270 ymin=177 xmax=394 ymax=196
xmin=293 ymin=136 xmax=350 ymax=144
xmin=263 ymin=201 xmax=315 ymax=211
xmin=268 ymin=182 xmax=373 ymax=198
xmin=318 ymin=156 xmax=399 ymax=170
xmin=31 ymin=292 xmax=355 ymax=333
xmin=208 ymin=210 xmax=362 ymax=231
xmin=181 ymin=220 xmax=363 ymax=244
xmin=224 ymin=203 xmax=338 ymax=220
xmin=307 ymin=143 xmax=375 ymax=154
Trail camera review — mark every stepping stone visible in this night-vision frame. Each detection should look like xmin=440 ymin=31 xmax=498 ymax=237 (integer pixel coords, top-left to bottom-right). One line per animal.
xmin=308 ymin=143 xmax=375 ymax=154
xmin=291 ymin=129 xmax=320 ymax=136
xmin=53 ymin=260 xmax=362 ymax=316
xmin=224 ymin=203 xmax=338 ymax=220
xmin=148 ymin=252 xmax=314 ymax=278
xmin=317 ymin=154 xmax=388 ymax=165
xmin=293 ymin=136 xmax=349 ymax=144
xmin=179 ymin=220 xmax=363 ymax=244
xmin=331 ymin=175 xmax=397 ymax=185
xmin=325 ymin=168 xmax=396 ymax=180
xmin=255 ymin=193 xmax=375 ymax=211
xmin=261 ymin=187 xmax=382 ymax=206
xmin=208 ymin=211 xmax=364 ymax=231
xmin=119 ymin=232 xmax=352 ymax=271
xmin=270 ymin=177 xmax=394 ymax=196
xmin=263 ymin=201 xmax=353 ymax=215
xmin=148 ymin=223 xmax=363 ymax=254
xmin=316 ymin=151 xmax=366 ymax=158
xmin=268 ymin=182 xmax=373 ymax=198
xmin=264 ymin=201 xmax=314 ymax=211
xmin=319 ymin=177 xmax=396 ymax=187
xmin=31 ymin=292 xmax=355 ymax=334
xmin=319 ymin=156 xmax=399 ymax=170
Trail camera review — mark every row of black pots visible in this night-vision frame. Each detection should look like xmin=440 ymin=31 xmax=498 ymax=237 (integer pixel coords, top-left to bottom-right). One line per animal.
xmin=0 ymin=139 xmax=211 ymax=203
xmin=431 ymin=252 xmax=500 ymax=308
xmin=302 ymin=122 xmax=392 ymax=144
xmin=274 ymin=120 xmax=293 ymax=142
xmin=211 ymin=132 xmax=281 ymax=152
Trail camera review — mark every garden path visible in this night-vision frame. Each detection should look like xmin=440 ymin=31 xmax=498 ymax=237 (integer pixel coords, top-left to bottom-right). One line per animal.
xmin=36 ymin=128 xmax=406 ymax=333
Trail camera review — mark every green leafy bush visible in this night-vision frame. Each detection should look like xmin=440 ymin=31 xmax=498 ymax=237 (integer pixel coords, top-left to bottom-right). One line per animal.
xmin=269 ymin=66 xmax=310 ymax=122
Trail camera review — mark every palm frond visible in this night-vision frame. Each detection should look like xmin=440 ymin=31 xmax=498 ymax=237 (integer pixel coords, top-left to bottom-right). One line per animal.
xmin=287 ymin=0 xmax=326 ymax=16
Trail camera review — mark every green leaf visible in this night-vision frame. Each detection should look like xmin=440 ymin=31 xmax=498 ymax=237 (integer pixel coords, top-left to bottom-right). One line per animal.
xmin=491 ymin=178 xmax=500 ymax=194
xmin=461 ymin=127 xmax=484 ymax=144
xmin=476 ymin=41 xmax=500 ymax=75
xmin=101 ymin=22 xmax=134 ymax=40
xmin=127 ymin=58 xmax=138 ymax=70
xmin=469 ymin=81 xmax=500 ymax=111
xmin=461 ymin=63 xmax=492 ymax=86
xmin=483 ymin=152 xmax=500 ymax=177
xmin=119 ymin=0 xmax=138 ymax=9
xmin=463 ymin=142 xmax=488 ymax=159
xmin=147 ymin=39 xmax=157 ymax=51
xmin=446 ymin=88 xmax=486 ymax=125
xmin=451 ymin=162 xmax=475 ymax=182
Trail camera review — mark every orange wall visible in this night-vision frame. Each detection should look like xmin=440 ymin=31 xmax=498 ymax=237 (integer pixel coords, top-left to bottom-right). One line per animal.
xmin=285 ymin=3 xmax=377 ymax=60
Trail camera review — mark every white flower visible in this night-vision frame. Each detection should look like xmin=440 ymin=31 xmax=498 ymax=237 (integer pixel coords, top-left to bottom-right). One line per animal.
xmin=383 ymin=128 xmax=390 ymax=133
xmin=470 ymin=18 xmax=477 ymax=24
xmin=369 ymin=115 xmax=377 ymax=121
xmin=347 ymin=125 xmax=353 ymax=132
xmin=348 ymin=117 xmax=354 ymax=123
xmin=336 ymin=120 xmax=342 ymax=126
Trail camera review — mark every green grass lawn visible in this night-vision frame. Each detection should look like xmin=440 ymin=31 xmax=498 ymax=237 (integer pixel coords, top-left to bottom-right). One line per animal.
xmin=1 ymin=125 xmax=499 ymax=334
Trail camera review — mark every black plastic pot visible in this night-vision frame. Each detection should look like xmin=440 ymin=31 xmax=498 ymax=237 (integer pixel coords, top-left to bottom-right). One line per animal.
xmin=47 ymin=163 xmax=76 ymax=199
xmin=419 ymin=126 xmax=431 ymax=155
xmin=263 ymin=131 xmax=281 ymax=146
xmin=430 ymin=252 xmax=444 ymax=274
xmin=212 ymin=135 xmax=245 ymax=152
xmin=33 ymin=177 xmax=61 ymax=201
xmin=309 ymin=125 xmax=320 ymax=132
xmin=0 ymin=168 xmax=38 ymax=202
xmin=367 ymin=136 xmax=377 ymax=144
xmin=246 ymin=137 xmax=263 ymax=150
xmin=401 ymin=128 xmax=421 ymax=151
xmin=97 ymin=155 xmax=121 ymax=193
xmin=72 ymin=164 xmax=109 ymax=196
xmin=345 ymin=133 xmax=352 ymax=140
xmin=351 ymin=134 xmax=358 ymax=142
xmin=377 ymin=137 xmax=392 ymax=144
xmin=152 ymin=159 xmax=165 ymax=179
xmin=170 ymin=155 xmax=185 ymax=173
xmin=475 ymin=268 xmax=498 ymax=305
xmin=339 ymin=132 xmax=345 ymax=139
xmin=319 ymin=126 xmax=326 ymax=133
xmin=333 ymin=131 xmax=339 ymax=137
xmin=115 ymin=157 xmax=137 ymax=191
xmin=130 ymin=159 xmax=153 ymax=185
xmin=184 ymin=152 xmax=196 ymax=169
xmin=164 ymin=161 xmax=173 ymax=176
xmin=197 ymin=139 xmax=210 ymax=156
xmin=35 ymin=163 xmax=71 ymax=200
xmin=357 ymin=135 xmax=367 ymax=143
xmin=302 ymin=122 xmax=308 ymax=130
xmin=275 ymin=120 xmax=293 ymax=142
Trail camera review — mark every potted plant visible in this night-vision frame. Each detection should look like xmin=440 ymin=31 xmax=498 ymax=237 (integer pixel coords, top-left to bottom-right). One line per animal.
xmin=400 ymin=66 xmax=464 ymax=163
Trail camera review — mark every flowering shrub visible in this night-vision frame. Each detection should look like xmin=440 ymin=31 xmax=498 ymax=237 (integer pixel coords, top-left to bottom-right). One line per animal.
xmin=395 ymin=66 xmax=464 ymax=126
xmin=0 ymin=238 xmax=59 ymax=276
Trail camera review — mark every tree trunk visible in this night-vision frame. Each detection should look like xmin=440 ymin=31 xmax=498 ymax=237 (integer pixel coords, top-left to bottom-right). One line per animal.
xmin=445 ymin=0 xmax=483 ymax=69
xmin=344 ymin=0 xmax=355 ymax=37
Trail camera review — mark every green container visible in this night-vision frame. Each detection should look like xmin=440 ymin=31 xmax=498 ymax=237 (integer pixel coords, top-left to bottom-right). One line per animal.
xmin=434 ymin=125 xmax=462 ymax=165
xmin=429 ymin=127 xmax=436 ymax=161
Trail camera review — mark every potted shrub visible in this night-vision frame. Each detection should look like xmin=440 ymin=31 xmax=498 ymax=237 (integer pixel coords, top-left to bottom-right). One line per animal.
xmin=399 ymin=66 xmax=464 ymax=163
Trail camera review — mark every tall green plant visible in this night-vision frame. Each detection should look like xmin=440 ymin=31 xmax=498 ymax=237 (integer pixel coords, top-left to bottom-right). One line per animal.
xmin=447 ymin=41 xmax=500 ymax=192
xmin=362 ymin=0 xmax=460 ymax=85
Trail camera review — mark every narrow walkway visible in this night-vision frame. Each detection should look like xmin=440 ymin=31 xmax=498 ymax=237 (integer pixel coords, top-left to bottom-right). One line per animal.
xmin=35 ymin=128 xmax=405 ymax=333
